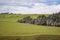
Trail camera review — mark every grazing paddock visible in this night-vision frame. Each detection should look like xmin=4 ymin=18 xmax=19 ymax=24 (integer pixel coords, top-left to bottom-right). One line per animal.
xmin=0 ymin=14 xmax=60 ymax=40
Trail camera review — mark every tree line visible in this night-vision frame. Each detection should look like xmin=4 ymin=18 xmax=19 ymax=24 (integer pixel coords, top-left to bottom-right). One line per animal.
xmin=17 ymin=12 xmax=60 ymax=27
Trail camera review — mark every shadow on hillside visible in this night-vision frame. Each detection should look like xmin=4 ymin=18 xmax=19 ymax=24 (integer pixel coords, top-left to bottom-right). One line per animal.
xmin=0 ymin=35 xmax=60 ymax=40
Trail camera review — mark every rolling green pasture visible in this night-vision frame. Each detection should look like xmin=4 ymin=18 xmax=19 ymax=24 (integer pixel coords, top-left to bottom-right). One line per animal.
xmin=0 ymin=22 xmax=60 ymax=36
xmin=0 ymin=14 xmax=60 ymax=40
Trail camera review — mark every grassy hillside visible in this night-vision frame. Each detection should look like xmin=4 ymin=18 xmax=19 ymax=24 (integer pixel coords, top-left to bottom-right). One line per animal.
xmin=0 ymin=14 xmax=38 ymax=22
xmin=0 ymin=14 xmax=60 ymax=40
xmin=0 ymin=14 xmax=49 ymax=22
xmin=0 ymin=14 xmax=60 ymax=35
xmin=0 ymin=22 xmax=60 ymax=36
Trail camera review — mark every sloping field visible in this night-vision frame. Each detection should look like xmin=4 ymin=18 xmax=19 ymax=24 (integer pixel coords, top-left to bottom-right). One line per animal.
xmin=0 ymin=22 xmax=60 ymax=36
xmin=0 ymin=14 xmax=60 ymax=40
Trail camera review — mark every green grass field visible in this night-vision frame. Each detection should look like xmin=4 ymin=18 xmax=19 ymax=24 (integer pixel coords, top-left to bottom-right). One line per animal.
xmin=0 ymin=14 xmax=60 ymax=40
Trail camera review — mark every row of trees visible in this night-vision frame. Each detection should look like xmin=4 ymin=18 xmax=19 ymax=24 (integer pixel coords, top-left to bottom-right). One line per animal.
xmin=0 ymin=12 xmax=13 ymax=14
xmin=17 ymin=12 xmax=60 ymax=27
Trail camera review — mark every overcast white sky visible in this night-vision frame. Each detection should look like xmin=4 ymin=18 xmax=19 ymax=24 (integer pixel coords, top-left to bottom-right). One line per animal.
xmin=0 ymin=0 xmax=60 ymax=14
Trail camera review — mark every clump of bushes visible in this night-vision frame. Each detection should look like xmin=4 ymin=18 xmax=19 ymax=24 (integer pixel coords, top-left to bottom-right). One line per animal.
xmin=17 ymin=12 xmax=60 ymax=27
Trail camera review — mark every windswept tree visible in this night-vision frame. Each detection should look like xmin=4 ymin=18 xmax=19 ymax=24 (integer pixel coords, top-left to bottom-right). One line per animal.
xmin=37 ymin=15 xmax=47 ymax=25
xmin=17 ymin=16 xmax=32 ymax=23
xmin=46 ymin=12 xmax=60 ymax=27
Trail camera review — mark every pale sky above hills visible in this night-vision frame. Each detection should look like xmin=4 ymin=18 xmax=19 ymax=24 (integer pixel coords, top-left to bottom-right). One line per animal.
xmin=0 ymin=0 xmax=60 ymax=14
